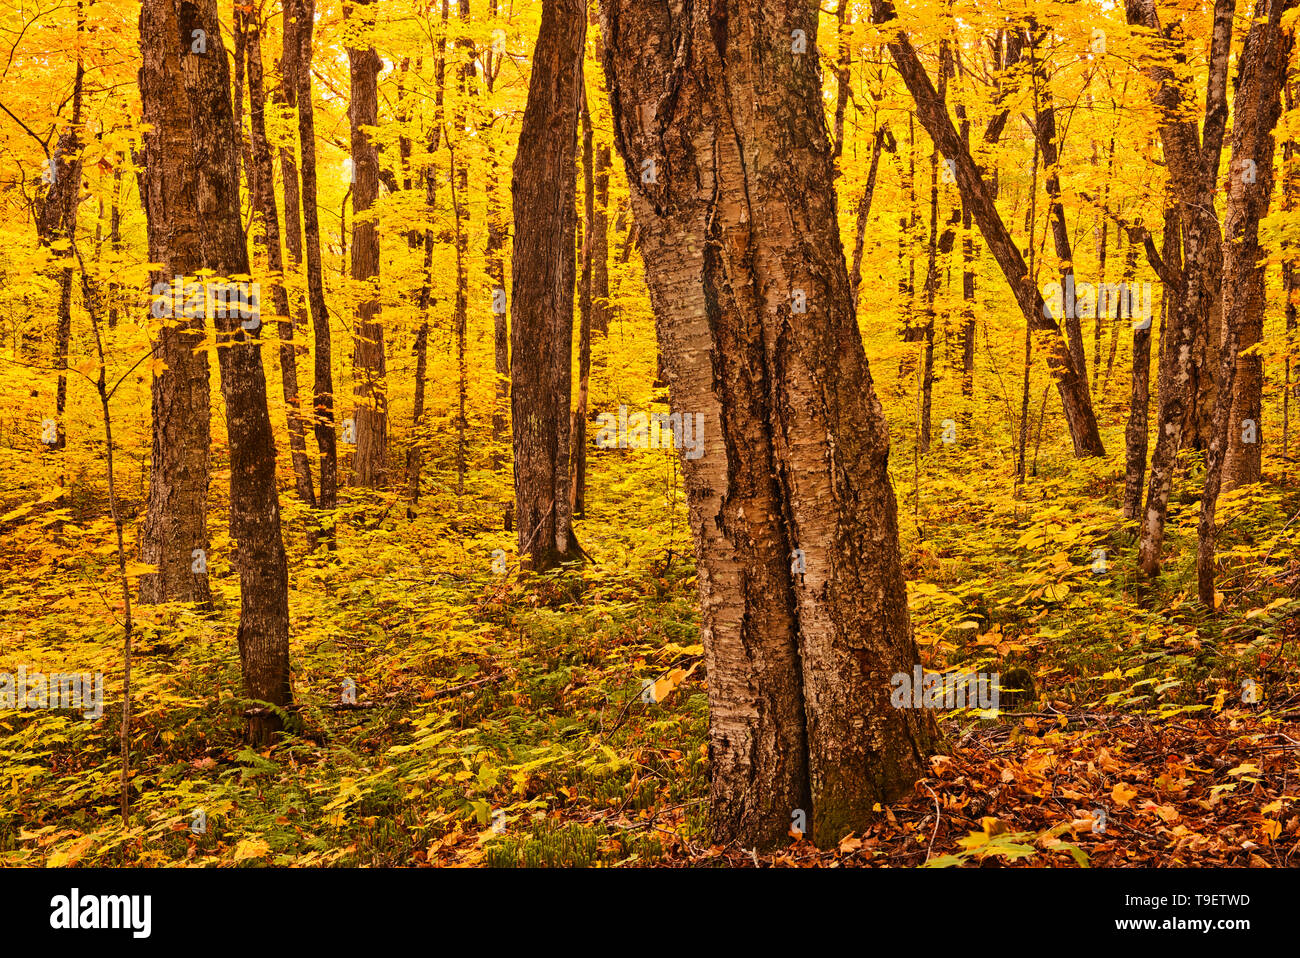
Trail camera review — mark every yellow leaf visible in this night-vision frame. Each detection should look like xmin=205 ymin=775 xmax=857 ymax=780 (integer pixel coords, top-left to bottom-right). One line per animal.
xmin=1111 ymin=783 xmax=1137 ymax=807
xmin=232 ymin=837 xmax=271 ymax=861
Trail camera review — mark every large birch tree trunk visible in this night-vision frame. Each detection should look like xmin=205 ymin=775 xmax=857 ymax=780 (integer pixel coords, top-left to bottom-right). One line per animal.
xmin=601 ymin=0 xmax=936 ymax=847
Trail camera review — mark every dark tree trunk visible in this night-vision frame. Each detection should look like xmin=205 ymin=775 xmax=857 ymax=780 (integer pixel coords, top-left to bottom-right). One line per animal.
xmin=1026 ymin=21 xmax=1086 ymax=382
xmin=140 ymin=0 xmax=292 ymax=744
xmin=292 ymin=0 xmax=338 ymax=532
xmin=1197 ymin=0 xmax=1296 ymax=604
xmin=242 ymin=6 xmax=315 ymax=510
xmin=487 ymin=139 xmax=510 ymax=466
xmin=44 ymin=59 xmax=83 ymax=453
xmin=1221 ymin=7 xmax=1295 ymax=490
xmin=572 ymin=76 xmax=594 ymax=518
xmin=348 ymin=0 xmax=387 ymax=487
xmin=593 ymin=142 xmax=612 ymax=334
xmin=848 ymin=125 xmax=890 ymax=302
xmin=137 ymin=3 xmax=211 ymax=607
xmin=511 ymin=0 xmax=585 ymax=571
xmin=1122 ymin=224 xmax=1153 ymax=520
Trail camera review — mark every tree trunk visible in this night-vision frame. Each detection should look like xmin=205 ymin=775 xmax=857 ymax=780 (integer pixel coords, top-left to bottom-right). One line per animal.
xmin=848 ymin=125 xmax=890 ymax=302
xmin=108 ymin=160 xmax=123 ymax=329
xmin=45 ymin=60 xmax=83 ymax=453
xmin=487 ymin=138 xmax=510 ymax=466
xmin=511 ymin=0 xmax=585 ymax=571
xmin=1127 ymin=0 xmax=1230 ymax=577
xmin=1026 ymin=21 xmax=1086 ymax=382
xmin=602 ymin=0 xmax=936 ymax=848
xmin=140 ymin=0 xmax=292 ymax=744
xmin=348 ymin=0 xmax=387 ymax=487
xmin=572 ymin=75 xmax=594 ymax=518
xmin=1284 ymin=79 xmax=1298 ymax=460
xmin=871 ymin=0 xmax=1105 ymax=457
xmin=1197 ymin=0 xmax=1295 ymax=604
xmin=1122 ymin=225 xmax=1151 ymax=520
xmin=409 ymin=6 xmax=450 ymax=502
xmin=137 ymin=3 xmax=211 ymax=607
xmin=243 ymin=6 xmax=315 ymax=510
xmin=291 ymin=0 xmax=338 ymax=535
xmin=593 ymin=142 xmax=612 ymax=334
xmin=1221 ymin=7 xmax=1295 ymax=490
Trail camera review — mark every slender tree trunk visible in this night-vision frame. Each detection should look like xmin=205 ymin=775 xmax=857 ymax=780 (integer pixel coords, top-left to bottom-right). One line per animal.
xmin=452 ymin=138 xmax=469 ymax=496
xmin=409 ymin=5 xmax=450 ymax=502
xmin=871 ymin=0 xmax=1105 ymax=457
xmin=511 ymin=0 xmax=585 ymax=571
xmin=140 ymin=0 xmax=292 ymax=744
xmin=572 ymin=75 xmax=594 ymax=518
xmin=849 ymin=125 xmax=889 ymax=302
xmin=487 ymin=139 xmax=510 ymax=466
xmin=1284 ymin=79 xmax=1298 ymax=460
xmin=918 ymin=106 xmax=942 ymax=453
xmin=107 ymin=160 xmax=123 ymax=329
xmin=243 ymin=6 xmax=315 ymax=510
xmin=1026 ymin=21 xmax=1086 ymax=383
xmin=37 ymin=13 xmax=85 ymax=452
xmin=348 ymin=0 xmax=387 ymax=487
xmin=602 ymin=0 xmax=936 ymax=848
xmin=293 ymin=0 xmax=338 ymax=534
xmin=593 ymin=142 xmax=612 ymax=334
xmin=958 ymin=108 xmax=976 ymax=404
xmin=1122 ymin=225 xmax=1152 ymax=520
xmin=591 ymin=24 xmax=612 ymax=336
xmin=1197 ymin=0 xmax=1296 ymax=604
xmin=1018 ymin=129 xmax=1040 ymax=484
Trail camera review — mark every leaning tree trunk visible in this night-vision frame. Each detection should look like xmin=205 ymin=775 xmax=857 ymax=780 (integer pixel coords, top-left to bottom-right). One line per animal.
xmin=1197 ymin=0 xmax=1296 ymax=604
xmin=602 ymin=0 xmax=936 ymax=848
xmin=871 ymin=0 xmax=1105 ymax=457
xmin=348 ymin=0 xmax=388 ymax=487
xmin=510 ymin=0 xmax=585 ymax=571
xmin=140 ymin=0 xmax=292 ymax=744
xmin=137 ymin=3 xmax=212 ymax=608
xmin=1026 ymin=21 xmax=1086 ymax=382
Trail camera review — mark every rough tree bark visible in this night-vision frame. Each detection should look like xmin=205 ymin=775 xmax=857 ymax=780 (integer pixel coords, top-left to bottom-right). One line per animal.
xmin=602 ymin=0 xmax=936 ymax=847
xmin=348 ymin=0 xmax=388 ymax=487
xmin=242 ymin=6 xmax=315 ymax=509
xmin=140 ymin=0 xmax=292 ymax=744
xmin=1197 ymin=0 xmax=1296 ymax=604
xmin=1126 ymin=0 xmax=1231 ymax=577
xmin=1222 ymin=3 xmax=1297 ymax=489
xmin=137 ymin=1 xmax=211 ymax=607
xmin=511 ymin=0 xmax=585 ymax=571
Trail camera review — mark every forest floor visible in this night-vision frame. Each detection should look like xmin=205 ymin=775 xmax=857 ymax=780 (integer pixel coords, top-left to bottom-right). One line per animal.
xmin=3 ymin=401 xmax=1300 ymax=867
